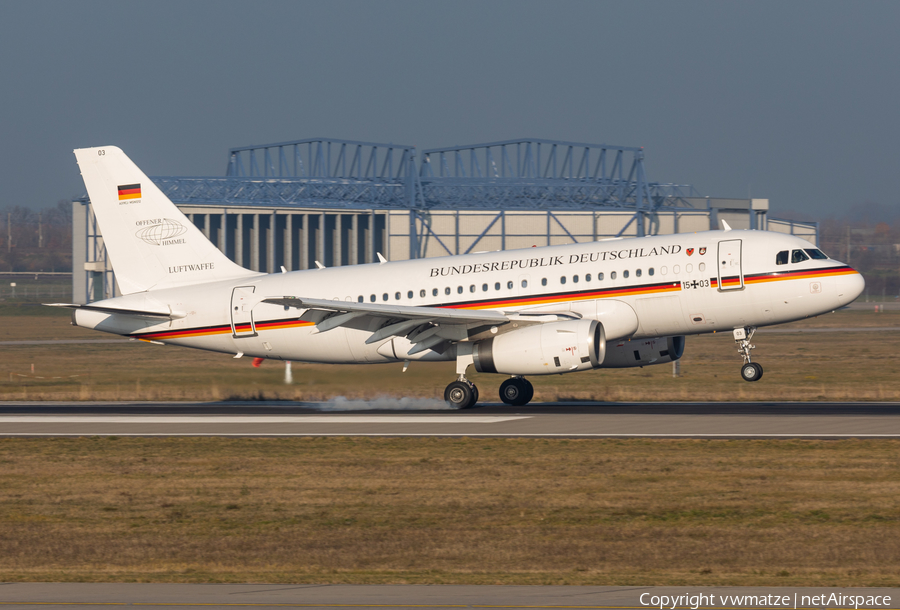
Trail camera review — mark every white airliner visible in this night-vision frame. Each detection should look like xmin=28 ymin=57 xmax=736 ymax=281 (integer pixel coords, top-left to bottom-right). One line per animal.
xmin=55 ymin=146 xmax=865 ymax=408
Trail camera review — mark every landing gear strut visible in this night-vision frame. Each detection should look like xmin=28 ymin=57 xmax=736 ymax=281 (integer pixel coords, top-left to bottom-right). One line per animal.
xmin=499 ymin=376 xmax=534 ymax=406
xmin=446 ymin=344 xmax=480 ymax=409
xmin=734 ymin=326 xmax=764 ymax=382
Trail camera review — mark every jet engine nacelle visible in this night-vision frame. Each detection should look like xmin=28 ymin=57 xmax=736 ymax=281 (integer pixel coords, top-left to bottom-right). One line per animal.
xmin=600 ymin=335 xmax=685 ymax=368
xmin=473 ymin=319 xmax=605 ymax=376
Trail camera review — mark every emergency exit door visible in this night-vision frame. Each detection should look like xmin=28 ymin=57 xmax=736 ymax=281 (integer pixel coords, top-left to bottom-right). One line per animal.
xmin=717 ymin=239 xmax=743 ymax=291
xmin=231 ymin=286 xmax=258 ymax=337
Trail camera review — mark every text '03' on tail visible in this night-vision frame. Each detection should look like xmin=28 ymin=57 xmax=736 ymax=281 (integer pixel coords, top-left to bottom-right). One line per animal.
xmin=74 ymin=146 xmax=258 ymax=294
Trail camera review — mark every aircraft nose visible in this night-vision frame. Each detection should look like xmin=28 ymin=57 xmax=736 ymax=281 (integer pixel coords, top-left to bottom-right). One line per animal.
xmin=836 ymin=270 xmax=865 ymax=306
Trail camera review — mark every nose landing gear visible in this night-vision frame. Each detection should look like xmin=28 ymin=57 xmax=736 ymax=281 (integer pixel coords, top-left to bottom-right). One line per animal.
xmin=499 ymin=376 xmax=534 ymax=406
xmin=734 ymin=326 xmax=764 ymax=382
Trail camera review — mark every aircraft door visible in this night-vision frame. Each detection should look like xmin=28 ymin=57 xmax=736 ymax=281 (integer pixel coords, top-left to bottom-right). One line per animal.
xmin=231 ymin=286 xmax=258 ymax=337
xmin=717 ymin=239 xmax=743 ymax=291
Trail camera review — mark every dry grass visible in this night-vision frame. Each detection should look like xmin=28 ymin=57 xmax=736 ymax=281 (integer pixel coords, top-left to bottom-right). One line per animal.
xmin=1 ymin=308 xmax=898 ymax=402
xmin=0 ymin=437 xmax=899 ymax=586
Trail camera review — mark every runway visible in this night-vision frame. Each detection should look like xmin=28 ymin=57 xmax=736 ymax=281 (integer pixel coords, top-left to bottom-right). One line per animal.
xmin=0 ymin=583 xmax=896 ymax=609
xmin=2 ymin=400 xmax=900 ymax=438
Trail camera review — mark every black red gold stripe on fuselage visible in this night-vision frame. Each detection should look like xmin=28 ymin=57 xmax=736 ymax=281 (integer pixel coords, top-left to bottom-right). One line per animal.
xmin=743 ymin=265 xmax=857 ymax=285
xmin=135 ymin=318 xmax=314 ymax=342
xmin=129 ymin=265 xmax=857 ymax=342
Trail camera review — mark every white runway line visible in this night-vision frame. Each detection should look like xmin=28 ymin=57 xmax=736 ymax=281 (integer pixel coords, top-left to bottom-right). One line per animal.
xmin=0 ymin=415 xmax=531 ymax=424
xmin=3 ymin=433 xmax=900 ymax=437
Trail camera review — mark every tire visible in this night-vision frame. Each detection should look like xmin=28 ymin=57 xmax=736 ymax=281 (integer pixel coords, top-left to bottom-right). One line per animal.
xmin=521 ymin=378 xmax=534 ymax=404
xmin=499 ymin=377 xmax=533 ymax=406
xmin=445 ymin=380 xmax=476 ymax=409
xmin=740 ymin=362 xmax=762 ymax=382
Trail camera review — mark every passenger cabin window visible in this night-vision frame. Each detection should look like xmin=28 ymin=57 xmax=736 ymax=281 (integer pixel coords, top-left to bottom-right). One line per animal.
xmin=541 ymin=278 xmax=547 ymax=286
xmin=805 ymin=248 xmax=828 ymax=260
xmin=395 ymin=292 xmax=401 ymax=300
xmin=521 ymin=279 xmax=528 ymax=288
xmin=382 ymin=293 xmax=389 ymax=301
xmin=623 ymin=270 xmax=630 ymax=279
xmin=611 ymin=271 xmax=617 ymax=280
xmin=585 ymin=273 xmax=592 ymax=281
xmin=445 ymin=287 xmax=451 ymax=295
xmin=420 ymin=289 xmax=426 ymax=297
xmin=457 ymin=286 xmax=463 ymax=294
xmin=432 ymin=288 xmax=438 ymax=297
xmin=370 ymin=294 xmax=376 ymax=302
xmin=648 ymin=268 xmax=655 ymax=276
xmin=791 ymin=249 xmax=810 ymax=263
xmin=636 ymin=269 xmax=642 ymax=277
xmin=358 ymin=296 xmax=364 ymax=303
xmin=482 ymin=283 xmax=488 ymax=292
xmin=494 ymin=282 xmax=501 ymax=290
xmin=573 ymin=275 xmax=579 ymax=283
xmin=408 ymin=291 xmax=414 ymax=299
xmin=776 ymin=250 xmax=789 ymax=265
xmin=507 ymin=281 xmax=513 ymax=289
xmin=469 ymin=285 xmax=476 ymax=293
xmin=598 ymin=272 xmax=604 ymax=280
xmin=560 ymin=276 xmax=567 ymax=285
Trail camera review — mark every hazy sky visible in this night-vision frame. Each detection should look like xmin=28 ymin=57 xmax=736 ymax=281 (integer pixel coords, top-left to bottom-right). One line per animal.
xmin=1 ymin=0 xmax=898 ymax=220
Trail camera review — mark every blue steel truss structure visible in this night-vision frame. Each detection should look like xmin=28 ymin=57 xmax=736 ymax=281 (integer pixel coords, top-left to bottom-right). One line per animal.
xmin=143 ymin=138 xmax=703 ymax=259
xmin=151 ymin=137 xmax=698 ymax=212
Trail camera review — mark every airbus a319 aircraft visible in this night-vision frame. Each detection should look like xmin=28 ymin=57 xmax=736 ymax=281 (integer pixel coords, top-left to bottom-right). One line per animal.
xmin=55 ymin=147 xmax=865 ymax=408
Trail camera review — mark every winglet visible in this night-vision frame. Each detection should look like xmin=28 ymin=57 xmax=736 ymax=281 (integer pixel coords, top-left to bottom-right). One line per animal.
xmin=377 ymin=252 xmax=387 ymax=264
xmin=314 ymin=260 xmax=325 ymax=270
xmin=720 ymin=219 xmax=732 ymax=231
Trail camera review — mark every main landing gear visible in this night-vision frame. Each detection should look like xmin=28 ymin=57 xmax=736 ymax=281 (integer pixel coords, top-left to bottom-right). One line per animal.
xmin=444 ymin=377 xmax=479 ymax=409
xmin=734 ymin=326 xmax=764 ymax=382
xmin=445 ymin=344 xmax=536 ymax=409
xmin=499 ymin=376 xmax=534 ymax=406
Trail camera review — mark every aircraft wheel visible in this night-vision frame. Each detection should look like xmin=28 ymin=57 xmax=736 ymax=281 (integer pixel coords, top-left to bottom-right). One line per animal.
xmin=499 ymin=377 xmax=534 ymax=406
xmin=445 ymin=380 xmax=477 ymax=409
xmin=740 ymin=362 xmax=763 ymax=382
xmin=521 ymin=378 xmax=534 ymax=404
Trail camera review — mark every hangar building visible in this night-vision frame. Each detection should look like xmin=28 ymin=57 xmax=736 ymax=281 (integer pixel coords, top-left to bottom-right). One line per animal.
xmin=73 ymin=137 xmax=817 ymax=303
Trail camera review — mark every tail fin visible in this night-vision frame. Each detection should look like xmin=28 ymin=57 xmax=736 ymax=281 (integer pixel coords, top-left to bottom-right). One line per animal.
xmin=74 ymin=146 xmax=258 ymax=294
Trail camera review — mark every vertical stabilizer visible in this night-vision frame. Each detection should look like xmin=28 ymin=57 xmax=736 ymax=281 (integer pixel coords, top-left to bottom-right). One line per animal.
xmin=74 ymin=146 xmax=258 ymax=294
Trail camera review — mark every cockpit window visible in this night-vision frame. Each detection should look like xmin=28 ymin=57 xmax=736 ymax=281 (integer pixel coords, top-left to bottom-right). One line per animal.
xmin=791 ymin=249 xmax=810 ymax=263
xmin=776 ymin=250 xmax=789 ymax=265
xmin=804 ymin=248 xmax=828 ymax=260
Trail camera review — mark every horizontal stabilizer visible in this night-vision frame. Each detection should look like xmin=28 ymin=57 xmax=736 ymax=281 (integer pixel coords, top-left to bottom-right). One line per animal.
xmin=44 ymin=303 xmax=183 ymax=320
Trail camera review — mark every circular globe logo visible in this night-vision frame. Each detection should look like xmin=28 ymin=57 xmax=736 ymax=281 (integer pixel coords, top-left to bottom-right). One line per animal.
xmin=135 ymin=219 xmax=188 ymax=246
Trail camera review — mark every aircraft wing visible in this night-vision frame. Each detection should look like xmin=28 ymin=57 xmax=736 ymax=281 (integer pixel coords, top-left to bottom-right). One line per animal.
xmin=261 ymin=296 xmax=518 ymax=354
xmin=262 ymin=296 xmax=508 ymax=324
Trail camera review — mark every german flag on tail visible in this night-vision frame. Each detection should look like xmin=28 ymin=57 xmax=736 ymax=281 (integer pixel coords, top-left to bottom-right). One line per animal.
xmin=117 ymin=184 xmax=141 ymax=201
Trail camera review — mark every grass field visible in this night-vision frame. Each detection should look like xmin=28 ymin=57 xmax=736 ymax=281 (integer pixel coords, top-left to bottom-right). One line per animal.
xmin=1 ymin=437 xmax=898 ymax=586
xmin=2 ymin=307 xmax=899 ymax=587
xmin=1 ymin=305 xmax=898 ymax=402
